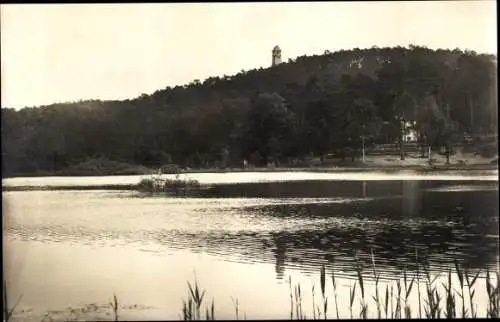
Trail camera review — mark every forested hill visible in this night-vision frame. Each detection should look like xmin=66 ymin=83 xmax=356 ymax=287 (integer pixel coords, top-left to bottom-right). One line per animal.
xmin=1 ymin=45 xmax=497 ymax=176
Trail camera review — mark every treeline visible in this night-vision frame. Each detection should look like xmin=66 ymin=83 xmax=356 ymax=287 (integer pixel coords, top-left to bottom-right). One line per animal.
xmin=1 ymin=45 xmax=497 ymax=176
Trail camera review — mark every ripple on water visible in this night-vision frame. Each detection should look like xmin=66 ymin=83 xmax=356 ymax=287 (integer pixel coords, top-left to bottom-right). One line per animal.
xmin=4 ymin=182 xmax=498 ymax=283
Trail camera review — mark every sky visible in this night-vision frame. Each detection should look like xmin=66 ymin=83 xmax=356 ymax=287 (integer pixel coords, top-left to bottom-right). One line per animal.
xmin=1 ymin=1 xmax=497 ymax=109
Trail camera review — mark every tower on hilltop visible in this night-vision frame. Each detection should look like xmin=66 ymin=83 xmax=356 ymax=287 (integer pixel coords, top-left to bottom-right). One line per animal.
xmin=272 ymin=45 xmax=282 ymax=67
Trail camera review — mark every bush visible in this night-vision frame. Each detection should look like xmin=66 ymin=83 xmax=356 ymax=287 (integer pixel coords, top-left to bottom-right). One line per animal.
xmin=136 ymin=178 xmax=160 ymax=192
xmin=57 ymin=157 xmax=152 ymax=176
xmin=136 ymin=175 xmax=201 ymax=193
xmin=164 ymin=177 xmax=201 ymax=189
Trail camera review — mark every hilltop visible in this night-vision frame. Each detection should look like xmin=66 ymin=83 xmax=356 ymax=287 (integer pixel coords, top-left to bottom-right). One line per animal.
xmin=1 ymin=45 xmax=497 ymax=177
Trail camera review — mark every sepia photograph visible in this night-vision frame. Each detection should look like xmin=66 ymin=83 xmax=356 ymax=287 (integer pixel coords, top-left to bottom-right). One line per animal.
xmin=1 ymin=1 xmax=498 ymax=320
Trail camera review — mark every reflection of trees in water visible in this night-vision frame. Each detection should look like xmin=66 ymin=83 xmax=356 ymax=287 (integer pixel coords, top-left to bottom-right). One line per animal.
xmin=205 ymin=180 xmax=497 ymax=201
xmin=271 ymin=234 xmax=287 ymax=279
xmin=129 ymin=181 xmax=498 ymax=280
xmin=265 ymin=188 xmax=497 ymax=275
xmin=268 ymin=225 xmax=497 ymax=277
xmin=257 ymin=188 xmax=498 ymax=226
xmin=181 ymin=186 xmax=498 ymax=280
xmin=402 ymin=180 xmax=422 ymax=217
xmin=205 ymin=180 xmax=406 ymax=199
xmin=161 ymin=216 xmax=497 ymax=281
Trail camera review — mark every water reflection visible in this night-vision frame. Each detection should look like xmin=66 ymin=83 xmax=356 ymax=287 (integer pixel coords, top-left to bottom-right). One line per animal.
xmin=4 ymin=180 xmax=499 ymax=283
xmin=402 ymin=180 xmax=422 ymax=217
xmin=272 ymin=234 xmax=287 ymax=280
xmin=153 ymin=218 xmax=497 ymax=282
xmin=168 ymin=180 xmax=497 ymax=279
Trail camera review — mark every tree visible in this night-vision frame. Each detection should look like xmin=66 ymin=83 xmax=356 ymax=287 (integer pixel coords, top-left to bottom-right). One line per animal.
xmin=376 ymin=55 xmax=411 ymax=160
xmin=2 ymin=46 xmax=496 ymax=176
xmin=445 ymin=53 xmax=496 ymax=134
xmin=244 ymin=93 xmax=294 ymax=165
xmin=417 ymin=95 xmax=460 ymax=164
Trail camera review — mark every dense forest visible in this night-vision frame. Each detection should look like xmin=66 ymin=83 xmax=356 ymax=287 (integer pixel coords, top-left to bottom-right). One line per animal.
xmin=1 ymin=45 xmax=497 ymax=176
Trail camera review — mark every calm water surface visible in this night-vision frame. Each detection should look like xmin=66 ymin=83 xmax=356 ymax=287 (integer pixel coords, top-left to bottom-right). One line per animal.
xmin=3 ymin=172 xmax=499 ymax=320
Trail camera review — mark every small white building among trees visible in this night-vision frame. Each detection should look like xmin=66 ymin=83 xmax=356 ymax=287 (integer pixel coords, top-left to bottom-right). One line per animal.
xmin=403 ymin=120 xmax=418 ymax=142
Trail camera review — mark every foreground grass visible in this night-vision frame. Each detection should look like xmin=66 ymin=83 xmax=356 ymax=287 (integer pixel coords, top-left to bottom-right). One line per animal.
xmin=3 ymin=281 xmax=22 ymax=322
xmin=177 ymin=258 xmax=499 ymax=320
xmin=4 ymin=255 xmax=499 ymax=321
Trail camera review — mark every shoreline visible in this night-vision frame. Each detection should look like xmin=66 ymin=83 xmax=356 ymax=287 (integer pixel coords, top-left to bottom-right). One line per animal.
xmin=2 ymin=166 xmax=498 ymax=192
xmin=2 ymin=162 xmax=498 ymax=179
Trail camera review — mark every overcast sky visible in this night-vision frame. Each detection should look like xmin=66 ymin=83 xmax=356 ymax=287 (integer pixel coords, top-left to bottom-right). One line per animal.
xmin=1 ymin=1 xmax=497 ymax=109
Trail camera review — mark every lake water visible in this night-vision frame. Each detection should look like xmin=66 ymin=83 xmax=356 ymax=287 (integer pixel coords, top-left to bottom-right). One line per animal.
xmin=2 ymin=171 xmax=499 ymax=320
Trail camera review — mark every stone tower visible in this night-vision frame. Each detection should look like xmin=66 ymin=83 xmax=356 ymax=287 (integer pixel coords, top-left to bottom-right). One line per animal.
xmin=272 ymin=45 xmax=282 ymax=66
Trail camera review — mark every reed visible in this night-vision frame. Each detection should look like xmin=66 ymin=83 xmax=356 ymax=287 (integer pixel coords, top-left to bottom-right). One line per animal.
xmin=109 ymin=293 xmax=119 ymax=322
xmin=355 ymin=263 xmax=368 ymax=319
xmin=319 ymin=265 xmax=328 ymax=319
xmin=349 ymin=281 xmax=356 ymax=319
xmin=288 ymin=276 xmax=293 ymax=320
xmin=3 ymin=281 xmax=22 ymax=322
xmin=295 ymin=284 xmax=300 ymax=319
xmin=394 ymin=279 xmax=402 ymax=318
xmin=330 ymin=257 xmax=340 ymax=319
xmin=454 ymin=260 xmax=467 ymax=317
xmin=3 ymin=281 xmax=9 ymax=322
xmin=6 ymin=251 xmax=500 ymax=321
xmin=294 ymin=283 xmax=305 ymax=319
xmin=464 ymin=265 xmax=481 ymax=318
xmin=230 ymin=297 xmax=239 ymax=320
xmin=390 ymin=284 xmax=394 ymax=318
xmin=311 ymin=284 xmax=316 ymax=320
xmin=370 ymin=250 xmax=381 ymax=319
xmin=204 ymin=299 xmax=215 ymax=321
xmin=383 ymin=283 xmax=389 ymax=319
xmin=180 ymin=278 xmax=211 ymax=321
xmin=422 ymin=260 xmax=441 ymax=318
xmin=403 ymin=265 xmax=415 ymax=318
xmin=443 ymin=268 xmax=456 ymax=318
xmin=415 ymin=248 xmax=422 ymax=318
xmin=289 ymin=278 xmax=305 ymax=320
xmin=486 ymin=267 xmax=500 ymax=318
xmin=175 ymin=252 xmax=498 ymax=320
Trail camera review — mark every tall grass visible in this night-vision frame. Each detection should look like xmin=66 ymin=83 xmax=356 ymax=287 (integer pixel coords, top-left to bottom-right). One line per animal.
xmin=4 ymin=255 xmax=499 ymax=321
xmin=349 ymin=280 xmax=356 ymax=319
xmin=330 ymin=257 xmax=339 ymax=319
xmin=355 ymin=263 xmax=368 ymax=319
xmin=319 ymin=265 xmax=327 ymax=319
xmin=465 ymin=264 xmax=481 ymax=318
xmin=3 ymin=281 xmax=22 ymax=322
xmin=109 ymin=293 xmax=119 ymax=322
xmin=486 ymin=267 xmax=500 ymax=318
xmin=311 ymin=284 xmax=316 ymax=320
xmin=230 ymin=297 xmax=243 ymax=320
xmin=403 ymin=266 xmax=415 ymax=318
xmin=416 ymin=248 xmax=422 ymax=318
xmin=370 ymin=250 xmax=381 ymax=319
xmin=177 ymin=256 xmax=499 ymax=320
xmin=180 ymin=279 xmax=211 ymax=321
xmin=422 ymin=260 xmax=441 ymax=318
